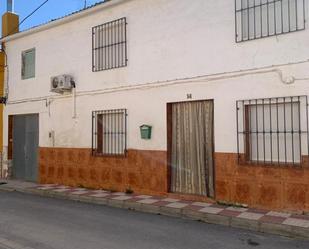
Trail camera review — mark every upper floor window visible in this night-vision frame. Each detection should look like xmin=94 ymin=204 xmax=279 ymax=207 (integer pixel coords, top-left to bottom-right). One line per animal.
xmin=21 ymin=48 xmax=35 ymax=79
xmin=235 ymin=0 xmax=305 ymax=42
xmin=92 ymin=17 xmax=127 ymax=72
xmin=236 ymin=96 xmax=309 ymax=167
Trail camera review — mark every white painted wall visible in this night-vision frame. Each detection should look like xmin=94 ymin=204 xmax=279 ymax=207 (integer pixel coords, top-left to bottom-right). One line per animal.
xmin=3 ymin=0 xmax=309 ymax=153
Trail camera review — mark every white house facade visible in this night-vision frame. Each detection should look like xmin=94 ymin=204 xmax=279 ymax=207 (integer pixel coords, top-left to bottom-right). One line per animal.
xmin=1 ymin=0 xmax=309 ymax=212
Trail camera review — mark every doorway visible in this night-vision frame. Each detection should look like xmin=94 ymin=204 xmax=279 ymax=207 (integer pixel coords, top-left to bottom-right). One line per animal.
xmin=167 ymin=100 xmax=214 ymax=197
xmin=9 ymin=114 xmax=39 ymax=182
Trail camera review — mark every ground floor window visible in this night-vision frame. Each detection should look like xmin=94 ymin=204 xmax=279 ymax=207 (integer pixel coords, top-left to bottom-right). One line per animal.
xmin=236 ymin=96 xmax=309 ymax=166
xmin=92 ymin=109 xmax=127 ymax=156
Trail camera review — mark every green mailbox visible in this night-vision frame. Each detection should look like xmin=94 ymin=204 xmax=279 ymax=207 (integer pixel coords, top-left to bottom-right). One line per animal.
xmin=140 ymin=125 xmax=152 ymax=139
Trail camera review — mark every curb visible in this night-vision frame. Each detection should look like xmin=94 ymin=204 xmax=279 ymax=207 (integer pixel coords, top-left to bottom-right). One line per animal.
xmin=1 ymin=187 xmax=308 ymax=240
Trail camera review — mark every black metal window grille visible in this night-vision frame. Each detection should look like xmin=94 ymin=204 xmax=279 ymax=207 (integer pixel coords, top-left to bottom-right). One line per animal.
xmin=235 ymin=0 xmax=306 ymax=42
xmin=236 ymin=96 xmax=309 ymax=166
xmin=92 ymin=17 xmax=127 ymax=71
xmin=92 ymin=109 xmax=127 ymax=156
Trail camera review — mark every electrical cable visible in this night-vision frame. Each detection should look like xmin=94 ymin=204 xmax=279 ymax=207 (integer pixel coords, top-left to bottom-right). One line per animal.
xmin=6 ymin=59 xmax=309 ymax=105
xmin=0 ymin=0 xmax=50 ymax=102
xmin=0 ymin=0 xmax=50 ymax=40
xmin=18 ymin=0 xmax=50 ymax=28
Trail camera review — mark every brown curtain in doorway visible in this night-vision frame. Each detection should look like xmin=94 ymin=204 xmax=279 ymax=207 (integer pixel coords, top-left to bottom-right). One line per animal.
xmin=171 ymin=100 xmax=214 ymax=197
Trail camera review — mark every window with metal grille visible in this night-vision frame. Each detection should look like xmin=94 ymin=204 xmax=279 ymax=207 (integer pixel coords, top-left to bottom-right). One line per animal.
xmin=92 ymin=17 xmax=127 ymax=71
xmin=235 ymin=0 xmax=305 ymax=42
xmin=92 ymin=109 xmax=127 ymax=156
xmin=236 ymin=96 xmax=309 ymax=166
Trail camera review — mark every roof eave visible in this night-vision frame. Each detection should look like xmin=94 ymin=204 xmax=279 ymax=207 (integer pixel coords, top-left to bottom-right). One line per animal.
xmin=0 ymin=0 xmax=126 ymax=43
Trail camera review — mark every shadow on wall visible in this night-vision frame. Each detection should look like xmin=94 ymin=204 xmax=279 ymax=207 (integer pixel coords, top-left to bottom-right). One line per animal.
xmin=0 ymin=147 xmax=11 ymax=179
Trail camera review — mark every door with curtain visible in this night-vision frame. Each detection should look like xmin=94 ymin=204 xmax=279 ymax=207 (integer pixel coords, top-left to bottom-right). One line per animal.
xmin=168 ymin=100 xmax=214 ymax=198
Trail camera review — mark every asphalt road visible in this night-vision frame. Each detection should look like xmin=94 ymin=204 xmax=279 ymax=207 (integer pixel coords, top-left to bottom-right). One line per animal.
xmin=0 ymin=191 xmax=308 ymax=249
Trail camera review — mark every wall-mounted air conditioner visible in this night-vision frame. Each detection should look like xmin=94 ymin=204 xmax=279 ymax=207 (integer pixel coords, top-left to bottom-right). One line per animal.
xmin=50 ymin=75 xmax=75 ymax=94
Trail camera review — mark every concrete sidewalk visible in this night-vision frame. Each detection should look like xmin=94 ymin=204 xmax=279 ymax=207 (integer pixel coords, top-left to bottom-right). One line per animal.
xmin=0 ymin=180 xmax=308 ymax=239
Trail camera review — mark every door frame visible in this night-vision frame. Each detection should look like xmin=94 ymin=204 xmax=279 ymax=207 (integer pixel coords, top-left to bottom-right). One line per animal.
xmin=8 ymin=113 xmax=39 ymax=182
xmin=166 ymin=99 xmax=216 ymax=198
xmin=8 ymin=115 xmax=13 ymax=160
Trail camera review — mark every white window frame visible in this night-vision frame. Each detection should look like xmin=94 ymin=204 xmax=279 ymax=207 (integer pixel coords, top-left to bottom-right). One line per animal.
xmin=21 ymin=48 xmax=36 ymax=80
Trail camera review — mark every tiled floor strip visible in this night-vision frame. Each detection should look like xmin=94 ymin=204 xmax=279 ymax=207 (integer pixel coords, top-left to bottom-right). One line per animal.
xmin=26 ymin=184 xmax=309 ymax=239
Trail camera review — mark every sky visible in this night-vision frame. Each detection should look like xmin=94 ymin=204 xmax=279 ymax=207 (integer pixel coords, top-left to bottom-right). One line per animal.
xmin=0 ymin=0 xmax=104 ymax=32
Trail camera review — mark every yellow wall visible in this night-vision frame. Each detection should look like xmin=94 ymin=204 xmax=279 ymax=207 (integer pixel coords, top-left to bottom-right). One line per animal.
xmin=1 ymin=12 xmax=19 ymax=153
xmin=2 ymin=12 xmax=19 ymax=37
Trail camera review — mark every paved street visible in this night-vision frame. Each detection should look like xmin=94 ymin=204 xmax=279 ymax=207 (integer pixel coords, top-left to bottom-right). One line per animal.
xmin=0 ymin=191 xmax=308 ymax=249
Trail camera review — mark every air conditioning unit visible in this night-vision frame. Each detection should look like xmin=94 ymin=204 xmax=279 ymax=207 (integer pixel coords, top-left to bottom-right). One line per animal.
xmin=50 ymin=75 xmax=75 ymax=93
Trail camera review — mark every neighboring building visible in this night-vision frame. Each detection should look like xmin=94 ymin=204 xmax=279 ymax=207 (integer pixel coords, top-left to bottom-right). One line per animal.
xmin=0 ymin=6 xmax=19 ymax=178
xmin=1 ymin=0 xmax=309 ymax=212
